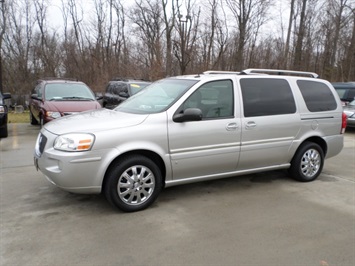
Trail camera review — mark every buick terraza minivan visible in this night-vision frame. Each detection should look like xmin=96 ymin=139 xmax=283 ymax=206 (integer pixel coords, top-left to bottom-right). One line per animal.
xmin=34 ymin=69 xmax=346 ymax=212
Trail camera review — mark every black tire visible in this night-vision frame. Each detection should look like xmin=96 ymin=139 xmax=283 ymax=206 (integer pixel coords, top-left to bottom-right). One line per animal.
xmin=289 ymin=141 xmax=324 ymax=182
xmin=104 ymin=155 xmax=163 ymax=212
xmin=30 ymin=111 xmax=39 ymax=125
xmin=0 ymin=125 xmax=8 ymax=138
xmin=39 ymin=116 xmax=44 ymax=128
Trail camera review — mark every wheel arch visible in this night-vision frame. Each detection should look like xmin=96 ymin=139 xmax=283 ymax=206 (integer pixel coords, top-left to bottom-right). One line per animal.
xmin=292 ymin=136 xmax=327 ymax=162
xmin=102 ymin=150 xmax=167 ymax=193
xmin=289 ymin=137 xmax=326 ymax=182
xmin=303 ymin=136 xmax=327 ymax=156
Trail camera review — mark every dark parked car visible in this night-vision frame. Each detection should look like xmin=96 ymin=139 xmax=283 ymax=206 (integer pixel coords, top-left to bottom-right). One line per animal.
xmin=29 ymin=79 xmax=102 ymax=126
xmin=102 ymin=78 xmax=151 ymax=109
xmin=343 ymin=100 xmax=355 ymax=128
xmin=0 ymin=91 xmax=11 ymax=138
xmin=332 ymin=82 xmax=355 ymax=105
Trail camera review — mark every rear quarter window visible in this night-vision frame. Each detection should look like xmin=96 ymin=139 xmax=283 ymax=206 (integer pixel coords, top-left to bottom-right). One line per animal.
xmin=297 ymin=80 xmax=337 ymax=112
xmin=240 ymin=78 xmax=296 ymax=117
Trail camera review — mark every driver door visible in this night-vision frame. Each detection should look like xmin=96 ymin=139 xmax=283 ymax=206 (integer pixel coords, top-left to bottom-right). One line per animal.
xmin=167 ymin=79 xmax=241 ymax=180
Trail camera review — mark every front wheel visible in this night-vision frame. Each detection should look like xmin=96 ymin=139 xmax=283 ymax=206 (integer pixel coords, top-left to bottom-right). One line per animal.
xmin=289 ymin=142 xmax=324 ymax=182
xmin=104 ymin=155 xmax=163 ymax=212
xmin=30 ymin=111 xmax=39 ymax=125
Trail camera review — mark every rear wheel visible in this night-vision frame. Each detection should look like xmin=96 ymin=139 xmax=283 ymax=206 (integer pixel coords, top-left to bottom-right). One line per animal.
xmin=104 ymin=155 xmax=163 ymax=212
xmin=289 ymin=141 xmax=324 ymax=182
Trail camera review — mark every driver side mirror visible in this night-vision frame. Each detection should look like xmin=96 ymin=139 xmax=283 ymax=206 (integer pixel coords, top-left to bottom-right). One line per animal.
xmin=173 ymin=108 xmax=203 ymax=123
xmin=31 ymin=94 xmax=41 ymax=100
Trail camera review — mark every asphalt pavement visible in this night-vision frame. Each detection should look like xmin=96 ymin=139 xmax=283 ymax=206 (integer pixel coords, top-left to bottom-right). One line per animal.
xmin=1 ymin=123 xmax=354 ymax=266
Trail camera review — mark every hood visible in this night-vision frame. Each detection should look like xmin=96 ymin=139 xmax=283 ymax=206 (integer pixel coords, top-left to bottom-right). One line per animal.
xmin=344 ymin=104 xmax=355 ymax=118
xmin=344 ymin=105 xmax=355 ymax=111
xmin=44 ymin=108 xmax=148 ymax=135
xmin=44 ymin=100 xmax=101 ymax=113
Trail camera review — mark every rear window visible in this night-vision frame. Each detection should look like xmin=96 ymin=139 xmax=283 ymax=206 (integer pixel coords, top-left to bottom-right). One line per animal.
xmin=297 ymin=80 xmax=337 ymax=112
xmin=334 ymin=88 xmax=347 ymax=99
xmin=240 ymin=78 xmax=296 ymax=117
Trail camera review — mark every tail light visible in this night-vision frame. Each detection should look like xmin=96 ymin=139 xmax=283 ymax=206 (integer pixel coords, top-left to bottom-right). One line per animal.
xmin=341 ymin=112 xmax=347 ymax=134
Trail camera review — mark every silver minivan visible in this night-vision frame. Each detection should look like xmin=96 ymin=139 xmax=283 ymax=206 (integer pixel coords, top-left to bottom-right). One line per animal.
xmin=34 ymin=69 xmax=347 ymax=212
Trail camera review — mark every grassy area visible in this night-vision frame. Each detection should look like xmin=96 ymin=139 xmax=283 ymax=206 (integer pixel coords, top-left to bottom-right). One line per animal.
xmin=8 ymin=111 xmax=30 ymax=124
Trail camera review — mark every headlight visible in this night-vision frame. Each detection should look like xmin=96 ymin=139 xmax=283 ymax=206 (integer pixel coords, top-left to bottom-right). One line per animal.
xmin=46 ymin=111 xmax=61 ymax=119
xmin=54 ymin=133 xmax=95 ymax=152
xmin=0 ymin=106 xmax=5 ymax=113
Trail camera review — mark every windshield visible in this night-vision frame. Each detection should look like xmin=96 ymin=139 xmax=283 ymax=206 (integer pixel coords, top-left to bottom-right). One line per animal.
xmin=129 ymin=83 xmax=151 ymax=95
xmin=45 ymin=83 xmax=96 ymax=101
xmin=115 ymin=78 xmax=198 ymax=114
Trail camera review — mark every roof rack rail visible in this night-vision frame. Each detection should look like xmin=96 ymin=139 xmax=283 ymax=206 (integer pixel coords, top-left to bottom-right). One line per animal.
xmin=240 ymin=68 xmax=318 ymax=78
xmin=203 ymin=70 xmax=240 ymax=75
xmin=37 ymin=77 xmax=79 ymax=82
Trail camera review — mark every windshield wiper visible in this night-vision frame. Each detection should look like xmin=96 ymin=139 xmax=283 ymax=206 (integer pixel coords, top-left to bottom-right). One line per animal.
xmin=49 ymin=98 xmax=62 ymax=101
xmin=62 ymin=97 xmax=94 ymax=101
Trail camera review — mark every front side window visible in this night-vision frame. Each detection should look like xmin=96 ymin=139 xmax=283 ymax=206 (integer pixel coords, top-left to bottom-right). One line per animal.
xmin=36 ymin=85 xmax=43 ymax=98
xmin=129 ymin=83 xmax=150 ymax=95
xmin=241 ymin=78 xmax=296 ymax=117
xmin=297 ymin=80 xmax=337 ymax=112
xmin=181 ymin=80 xmax=234 ymax=119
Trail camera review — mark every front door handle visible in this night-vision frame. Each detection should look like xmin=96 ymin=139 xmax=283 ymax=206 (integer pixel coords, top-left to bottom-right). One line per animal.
xmin=245 ymin=121 xmax=257 ymax=129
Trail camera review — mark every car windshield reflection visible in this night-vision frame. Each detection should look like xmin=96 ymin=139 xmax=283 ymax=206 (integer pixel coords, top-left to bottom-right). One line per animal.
xmin=115 ymin=78 xmax=198 ymax=114
xmin=45 ymin=84 xmax=96 ymax=101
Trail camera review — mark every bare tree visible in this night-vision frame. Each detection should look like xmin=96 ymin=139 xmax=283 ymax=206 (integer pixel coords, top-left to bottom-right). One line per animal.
xmin=173 ymin=0 xmax=201 ymax=75
xmin=196 ymin=0 xmax=229 ymax=72
xmin=33 ymin=0 xmax=61 ymax=77
xmin=293 ymin=0 xmax=308 ymax=70
xmin=2 ymin=0 xmax=37 ymax=104
xmin=131 ymin=0 xmax=164 ymax=79
xmin=342 ymin=4 xmax=355 ymax=81
xmin=0 ymin=0 xmax=7 ymax=92
xmin=161 ymin=0 xmax=176 ymax=77
xmin=225 ymin=0 xmax=271 ymax=70
xmin=284 ymin=0 xmax=295 ymax=68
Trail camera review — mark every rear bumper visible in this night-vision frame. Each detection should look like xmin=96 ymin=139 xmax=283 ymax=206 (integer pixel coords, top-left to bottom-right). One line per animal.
xmin=324 ymin=135 xmax=344 ymax=159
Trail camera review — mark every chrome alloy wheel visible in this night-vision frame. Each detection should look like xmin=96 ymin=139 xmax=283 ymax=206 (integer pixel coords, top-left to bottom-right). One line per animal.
xmin=300 ymin=148 xmax=321 ymax=178
xmin=117 ymin=165 xmax=155 ymax=206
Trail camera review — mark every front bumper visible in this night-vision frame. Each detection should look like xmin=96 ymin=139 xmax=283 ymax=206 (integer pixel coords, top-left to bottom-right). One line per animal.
xmin=346 ymin=117 xmax=355 ymax=127
xmin=34 ymin=129 xmax=116 ymax=194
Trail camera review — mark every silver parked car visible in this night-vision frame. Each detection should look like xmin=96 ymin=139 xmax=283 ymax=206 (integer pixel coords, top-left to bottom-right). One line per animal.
xmin=343 ymin=100 xmax=355 ymax=128
xmin=34 ymin=69 xmax=346 ymax=212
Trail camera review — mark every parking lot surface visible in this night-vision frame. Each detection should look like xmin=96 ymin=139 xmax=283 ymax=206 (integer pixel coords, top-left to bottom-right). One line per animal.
xmin=1 ymin=124 xmax=354 ymax=266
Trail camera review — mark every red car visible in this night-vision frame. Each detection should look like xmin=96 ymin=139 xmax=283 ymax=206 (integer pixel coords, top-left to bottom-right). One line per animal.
xmin=29 ymin=79 xmax=102 ymax=126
